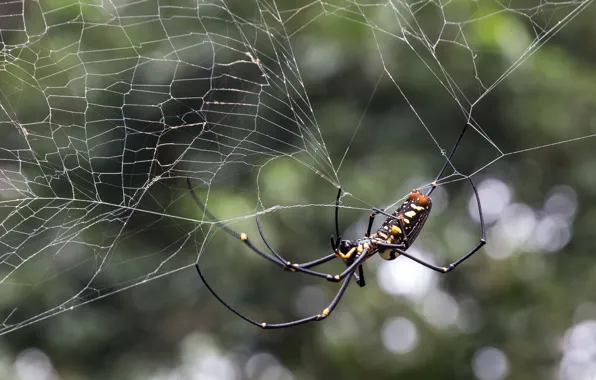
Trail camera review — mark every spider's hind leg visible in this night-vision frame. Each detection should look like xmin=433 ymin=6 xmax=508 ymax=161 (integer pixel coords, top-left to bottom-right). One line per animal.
xmin=195 ymin=249 xmax=367 ymax=329
xmin=376 ymin=174 xmax=486 ymax=274
xmin=356 ymin=265 xmax=365 ymax=287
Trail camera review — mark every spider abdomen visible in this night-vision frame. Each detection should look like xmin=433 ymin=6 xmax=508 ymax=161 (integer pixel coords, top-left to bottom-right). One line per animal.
xmin=375 ymin=189 xmax=432 ymax=259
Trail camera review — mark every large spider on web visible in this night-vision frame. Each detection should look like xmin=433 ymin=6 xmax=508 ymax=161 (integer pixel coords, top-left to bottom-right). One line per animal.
xmin=187 ymin=123 xmax=486 ymax=329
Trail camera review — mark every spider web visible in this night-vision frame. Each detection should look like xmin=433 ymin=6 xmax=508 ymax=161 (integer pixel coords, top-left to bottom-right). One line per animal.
xmin=0 ymin=0 xmax=593 ymax=341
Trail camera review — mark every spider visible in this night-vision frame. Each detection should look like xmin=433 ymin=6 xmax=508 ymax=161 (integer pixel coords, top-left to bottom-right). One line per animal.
xmin=188 ymin=123 xmax=486 ymax=329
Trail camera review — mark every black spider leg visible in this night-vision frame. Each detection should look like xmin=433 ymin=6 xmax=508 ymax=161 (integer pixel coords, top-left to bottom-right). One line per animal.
xmin=329 ymin=188 xmax=365 ymax=286
xmin=187 ymin=178 xmax=284 ymax=267
xmin=255 ymin=211 xmax=367 ymax=283
xmin=365 ymin=211 xmax=376 ymax=237
xmin=187 ymin=178 xmax=342 ymax=282
xmin=426 ymin=122 xmax=469 ymax=197
xmin=377 ymin=175 xmax=486 ymax=273
xmin=369 ymin=207 xmax=410 ymax=255
xmin=341 ymin=255 xmax=366 ymax=287
xmin=254 ymin=186 xmax=363 ymax=285
xmin=377 ymin=122 xmax=486 ymax=272
xmin=254 ymin=213 xmax=340 ymax=280
xmin=356 ymin=264 xmax=365 ymax=287
xmin=195 ymin=249 xmax=367 ymax=329
xmin=333 ymin=187 xmax=342 ymax=247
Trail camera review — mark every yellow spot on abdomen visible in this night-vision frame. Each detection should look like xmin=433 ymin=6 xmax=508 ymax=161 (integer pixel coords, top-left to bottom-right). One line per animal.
xmin=390 ymin=225 xmax=402 ymax=235
xmin=404 ymin=210 xmax=416 ymax=218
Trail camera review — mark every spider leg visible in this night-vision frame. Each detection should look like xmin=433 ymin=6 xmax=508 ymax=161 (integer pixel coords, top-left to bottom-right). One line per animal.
xmin=187 ymin=178 xmax=340 ymax=281
xmin=371 ymin=207 xmax=397 ymax=220
xmin=397 ymin=216 xmax=411 ymax=249
xmin=254 ymin=213 xmax=337 ymax=278
xmin=370 ymin=208 xmax=409 ymax=245
xmin=295 ymin=253 xmax=338 ymax=269
xmin=377 ymin=175 xmax=486 ymax=273
xmin=369 ymin=207 xmax=410 ymax=258
xmin=330 ymin=188 xmax=364 ymax=285
xmin=326 ymin=188 xmax=343 ymax=250
xmin=356 ymin=265 xmax=365 ymax=287
xmin=426 ymin=123 xmax=469 ymax=197
xmin=195 ymin=250 xmax=367 ymax=329
xmin=187 ymin=179 xmax=285 ymax=266
xmin=365 ymin=211 xmax=377 ymax=237
xmin=340 ymin=261 xmax=364 ymax=287
xmin=333 ymin=187 xmax=341 ymax=244
xmin=254 ymin=187 xmax=363 ymax=285
xmin=326 ymin=250 xmax=371 ymax=282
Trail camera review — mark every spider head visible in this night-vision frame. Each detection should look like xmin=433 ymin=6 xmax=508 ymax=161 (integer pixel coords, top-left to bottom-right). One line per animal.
xmin=337 ymin=240 xmax=354 ymax=252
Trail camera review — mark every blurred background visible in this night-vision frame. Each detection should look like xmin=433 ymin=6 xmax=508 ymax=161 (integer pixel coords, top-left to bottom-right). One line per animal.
xmin=1 ymin=0 xmax=596 ymax=379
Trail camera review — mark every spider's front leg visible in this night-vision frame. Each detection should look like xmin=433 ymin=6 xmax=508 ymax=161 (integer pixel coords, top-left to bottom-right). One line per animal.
xmin=187 ymin=178 xmax=339 ymax=281
xmin=252 ymin=190 xmax=349 ymax=280
xmin=275 ymin=187 xmax=363 ymax=286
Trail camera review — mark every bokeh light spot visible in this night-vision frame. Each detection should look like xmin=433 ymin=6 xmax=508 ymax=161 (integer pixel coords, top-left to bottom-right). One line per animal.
xmin=469 ymin=179 xmax=511 ymax=224
xmin=14 ymin=348 xmax=54 ymax=380
xmin=472 ymin=347 xmax=510 ymax=380
xmin=377 ymin=248 xmax=437 ymax=300
xmin=381 ymin=317 xmax=418 ymax=355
